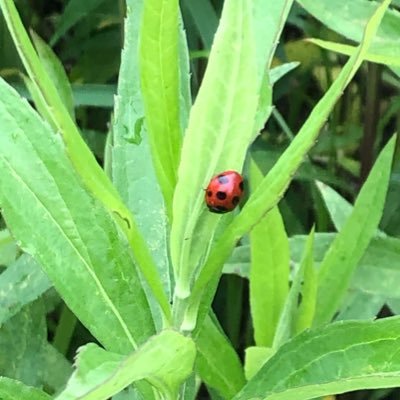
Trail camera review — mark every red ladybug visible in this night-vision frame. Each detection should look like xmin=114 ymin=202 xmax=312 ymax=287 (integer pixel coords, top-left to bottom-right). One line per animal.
xmin=205 ymin=170 xmax=244 ymax=214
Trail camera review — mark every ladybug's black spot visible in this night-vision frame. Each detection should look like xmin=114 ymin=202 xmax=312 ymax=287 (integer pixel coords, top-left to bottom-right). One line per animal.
xmin=239 ymin=181 xmax=244 ymax=191
xmin=216 ymin=191 xmax=227 ymax=200
xmin=217 ymin=175 xmax=229 ymax=184
xmin=207 ymin=190 xmax=213 ymax=197
xmin=232 ymin=196 xmax=240 ymax=206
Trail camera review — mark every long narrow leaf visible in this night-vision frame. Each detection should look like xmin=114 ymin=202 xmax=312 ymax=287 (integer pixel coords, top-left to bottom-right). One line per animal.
xmin=111 ymin=0 xmax=171 ymax=315
xmin=171 ymin=0 xmax=259 ymax=325
xmin=139 ymin=0 xmax=182 ymax=219
xmin=272 ymin=228 xmax=315 ymax=349
xmin=297 ymin=0 xmax=400 ymax=77
xmin=249 ymin=160 xmax=289 ymax=347
xmin=314 ymin=136 xmax=395 ymax=325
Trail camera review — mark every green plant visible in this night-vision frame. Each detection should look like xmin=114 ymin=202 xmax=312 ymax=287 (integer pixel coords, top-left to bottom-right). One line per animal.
xmin=0 ymin=0 xmax=400 ymax=399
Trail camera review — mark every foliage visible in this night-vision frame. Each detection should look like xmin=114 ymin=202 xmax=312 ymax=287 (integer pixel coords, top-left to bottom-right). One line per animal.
xmin=0 ymin=0 xmax=399 ymax=399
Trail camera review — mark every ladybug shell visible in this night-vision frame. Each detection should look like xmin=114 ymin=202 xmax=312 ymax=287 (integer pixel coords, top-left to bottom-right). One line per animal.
xmin=205 ymin=170 xmax=244 ymax=214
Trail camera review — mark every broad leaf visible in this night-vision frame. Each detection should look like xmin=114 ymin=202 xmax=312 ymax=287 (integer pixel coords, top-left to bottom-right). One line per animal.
xmin=0 ymin=300 xmax=47 ymax=387
xmin=0 ymin=78 xmax=154 ymax=353
xmin=56 ymin=330 xmax=196 ymax=400
xmin=235 ymin=317 xmax=400 ymax=400
xmin=0 ymin=1 xmax=167 ymax=316
xmin=0 ymin=228 xmax=17 ymax=266
xmin=0 ymin=254 xmax=50 ymax=325
xmin=0 ymin=377 xmax=51 ymax=400
xmin=196 ymin=314 xmax=246 ymax=398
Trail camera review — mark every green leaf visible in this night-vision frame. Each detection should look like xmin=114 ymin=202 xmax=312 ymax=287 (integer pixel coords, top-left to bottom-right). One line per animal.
xmin=0 ymin=300 xmax=47 ymax=387
xmin=196 ymin=314 xmax=246 ymax=399
xmin=0 ymin=254 xmax=50 ymax=325
xmin=269 ymin=62 xmax=300 ymax=85
xmin=235 ymin=317 xmax=400 ymax=400
xmin=188 ymin=0 xmax=391 ymax=334
xmin=41 ymin=344 xmax=72 ymax=392
xmin=273 ymin=228 xmax=315 ymax=349
xmin=316 ymin=181 xmax=354 ymax=231
xmin=0 ymin=78 xmax=155 ymax=353
xmin=139 ymin=0 xmax=182 ymax=219
xmin=308 ymin=38 xmax=400 ymax=67
xmin=51 ymin=0 xmax=108 ymax=46
xmin=294 ymin=229 xmax=317 ymax=334
xmin=0 ymin=0 xmax=118 ymax=208
xmin=249 ymin=160 xmax=289 ymax=347
xmin=56 ymin=330 xmax=196 ymax=400
xmin=314 ymin=136 xmax=395 ymax=326
xmin=252 ymin=0 xmax=294 ymax=74
xmin=225 ymin=232 xmax=400 ymax=307
xmin=72 ymin=84 xmax=116 ymax=107
xmin=171 ymin=0 xmax=259 ymax=325
xmin=244 ymin=347 xmax=274 ymax=381
xmin=31 ymin=31 xmax=74 ymax=117
xmin=317 ymin=181 xmax=385 ymax=236
xmin=0 ymin=228 xmax=18 ymax=266
xmin=182 ymin=0 xmax=218 ymax=49
xmin=0 ymin=377 xmax=51 ymax=400
xmin=297 ymin=0 xmax=400 ymax=77
xmin=0 ymin=2 xmax=167 ymax=315
xmin=337 ymin=291 xmax=385 ymax=321
xmin=11 ymin=82 xmax=117 ymax=108
xmin=111 ymin=0 xmax=171 ymax=315
xmin=178 ymin=12 xmax=192 ymax=133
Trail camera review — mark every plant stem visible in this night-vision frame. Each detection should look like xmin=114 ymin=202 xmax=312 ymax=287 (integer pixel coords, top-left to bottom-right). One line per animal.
xmin=53 ymin=303 xmax=77 ymax=356
xmin=360 ymin=62 xmax=382 ymax=182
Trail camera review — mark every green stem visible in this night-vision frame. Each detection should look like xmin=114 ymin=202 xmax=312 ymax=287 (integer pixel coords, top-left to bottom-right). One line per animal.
xmin=53 ymin=304 xmax=77 ymax=356
xmin=360 ymin=62 xmax=382 ymax=182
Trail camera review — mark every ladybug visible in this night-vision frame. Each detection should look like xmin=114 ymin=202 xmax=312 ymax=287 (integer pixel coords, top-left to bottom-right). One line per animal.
xmin=205 ymin=170 xmax=244 ymax=214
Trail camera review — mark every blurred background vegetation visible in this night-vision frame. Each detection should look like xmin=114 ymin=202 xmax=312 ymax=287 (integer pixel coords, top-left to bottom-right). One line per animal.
xmin=1 ymin=1 xmax=400 ymax=399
